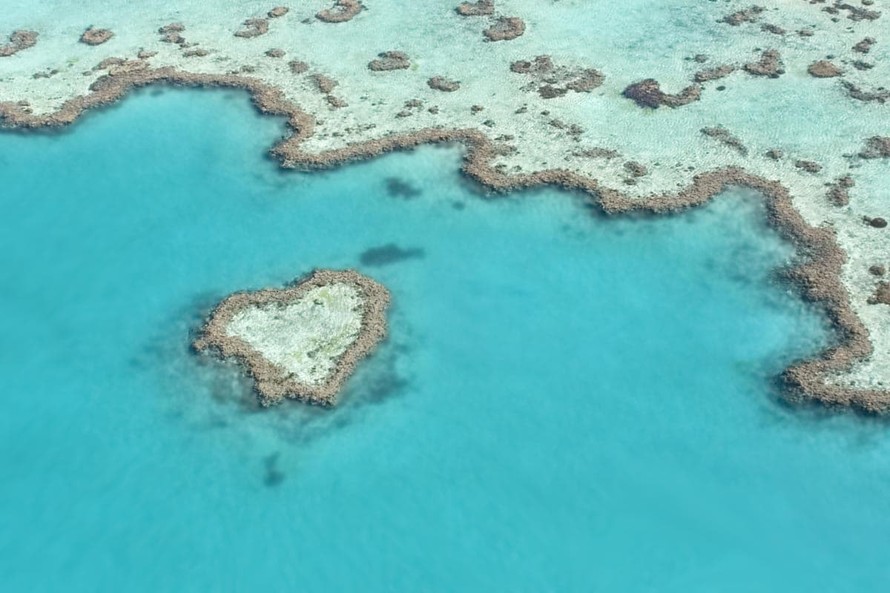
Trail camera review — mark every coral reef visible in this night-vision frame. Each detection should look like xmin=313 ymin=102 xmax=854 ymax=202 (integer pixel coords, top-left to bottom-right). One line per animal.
xmin=694 ymin=64 xmax=736 ymax=83
xmin=868 ymin=282 xmax=890 ymax=305
xmin=807 ymin=60 xmax=843 ymax=78
xmin=511 ymin=56 xmax=604 ymax=98
xmin=456 ymin=1 xmax=495 ymax=17
xmin=853 ymin=37 xmax=876 ymax=53
xmin=235 ymin=18 xmax=269 ymax=38
xmin=194 ymin=269 xmax=390 ymax=406
xmin=316 ymin=1 xmax=364 ymax=23
xmin=794 ymin=160 xmax=823 ymax=173
xmin=721 ymin=6 xmax=764 ymax=26
xmin=484 ymin=17 xmax=525 ymax=41
xmin=312 ymin=73 xmax=338 ymax=94
xmin=701 ymin=126 xmax=748 ymax=155
xmin=859 ymin=137 xmax=890 ymax=159
xmin=288 ymin=60 xmax=309 ymax=74
xmin=428 ymin=76 xmax=461 ymax=92
xmin=80 ymin=27 xmax=114 ymax=46
xmin=843 ymin=82 xmax=890 ymax=104
xmin=368 ymin=51 xmax=410 ymax=71
xmin=744 ymin=50 xmax=784 ymax=77
xmin=623 ymin=79 xmax=701 ymax=109
xmin=158 ymin=23 xmax=186 ymax=45
xmin=0 ymin=30 xmax=38 ymax=57
xmin=826 ymin=175 xmax=854 ymax=206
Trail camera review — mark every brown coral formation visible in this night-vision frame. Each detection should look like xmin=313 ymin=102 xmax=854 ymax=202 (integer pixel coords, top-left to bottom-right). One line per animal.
xmin=288 ymin=60 xmax=309 ymax=74
xmin=0 ymin=30 xmax=38 ymax=57
xmin=456 ymin=1 xmax=495 ymax=16
xmin=573 ymin=147 xmax=620 ymax=160
xmin=853 ymin=37 xmax=876 ymax=53
xmin=326 ymin=95 xmax=347 ymax=109
xmin=92 ymin=58 xmax=148 ymax=76
xmin=760 ymin=23 xmax=786 ymax=35
xmin=624 ymin=161 xmax=648 ymax=177
xmin=2 ymin=67 xmax=890 ymax=413
xmin=511 ymin=56 xmax=604 ymax=99
xmin=312 ymin=73 xmax=338 ymax=94
xmin=795 ymin=160 xmax=823 ymax=173
xmin=428 ymin=76 xmax=461 ymax=92
xmin=265 ymin=48 xmax=285 ymax=58
xmin=842 ymin=82 xmax=890 ymax=104
xmin=807 ymin=60 xmax=843 ymax=78
xmin=235 ymin=18 xmax=269 ymax=38
xmin=268 ymin=6 xmax=289 ymax=18
xmin=859 ymin=136 xmax=890 ymax=159
xmin=316 ymin=0 xmax=364 ymax=23
xmin=721 ymin=6 xmax=764 ymax=25
xmin=852 ymin=60 xmax=874 ymax=71
xmin=701 ymin=126 xmax=748 ymax=155
xmin=744 ymin=50 xmax=784 ymax=77
xmin=80 ymin=27 xmax=114 ymax=46
xmin=368 ymin=51 xmax=410 ymax=71
xmin=869 ymin=265 xmax=886 ymax=276
xmin=694 ymin=64 xmax=736 ymax=83
xmin=868 ymin=282 xmax=890 ymax=305
xmin=826 ymin=175 xmax=854 ymax=206
xmin=623 ymin=79 xmax=701 ymax=109
xmin=193 ymin=269 xmax=390 ymax=407
xmin=825 ymin=2 xmax=881 ymax=22
xmin=484 ymin=17 xmax=525 ymax=41
xmin=158 ymin=23 xmax=186 ymax=45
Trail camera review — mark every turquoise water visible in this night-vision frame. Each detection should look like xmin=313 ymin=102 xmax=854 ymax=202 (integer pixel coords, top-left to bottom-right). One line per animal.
xmin=2 ymin=89 xmax=890 ymax=592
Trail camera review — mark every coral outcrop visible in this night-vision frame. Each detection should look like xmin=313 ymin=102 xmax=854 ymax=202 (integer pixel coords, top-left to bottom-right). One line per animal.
xmin=484 ymin=17 xmax=525 ymax=41
xmin=807 ymin=60 xmax=843 ymax=78
xmin=80 ymin=27 xmax=114 ymax=46
xmin=511 ymin=56 xmax=604 ymax=98
xmin=235 ymin=18 xmax=269 ymax=38
xmin=428 ymin=76 xmax=461 ymax=92
xmin=623 ymin=79 xmax=701 ymax=108
xmin=456 ymin=1 xmax=495 ymax=17
xmin=0 ymin=30 xmax=38 ymax=57
xmin=316 ymin=1 xmax=364 ymax=23
xmin=368 ymin=51 xmax=410 ymax=71
xmin=194 ymin=269 xmax=390 ymax=407
xmin=744 ymin=50 xmax=784 ymax=77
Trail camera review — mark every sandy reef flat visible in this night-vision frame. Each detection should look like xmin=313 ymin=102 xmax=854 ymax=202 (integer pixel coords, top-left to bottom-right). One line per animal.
xmin=0 ymin=0 xmax=888 ymax=410
xmin=193 ymin=269 xmax=389 ymax=406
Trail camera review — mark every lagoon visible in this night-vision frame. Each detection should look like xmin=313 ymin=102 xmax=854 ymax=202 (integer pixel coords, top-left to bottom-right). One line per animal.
xmin=1 ymin=88 xmax=889 ymax=592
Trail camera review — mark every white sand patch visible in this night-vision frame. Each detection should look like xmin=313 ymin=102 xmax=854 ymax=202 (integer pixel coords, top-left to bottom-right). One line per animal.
xmin=225 ymin=283 xmax=363 ymax=385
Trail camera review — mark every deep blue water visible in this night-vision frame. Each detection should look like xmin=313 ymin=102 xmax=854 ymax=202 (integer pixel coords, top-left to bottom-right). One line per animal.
xmin=2 ymin=89 xmax=890 ymax=592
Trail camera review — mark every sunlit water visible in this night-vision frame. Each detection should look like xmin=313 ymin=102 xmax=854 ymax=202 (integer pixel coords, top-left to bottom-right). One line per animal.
xmin=2 ymin=89 xmax=890 ymax=592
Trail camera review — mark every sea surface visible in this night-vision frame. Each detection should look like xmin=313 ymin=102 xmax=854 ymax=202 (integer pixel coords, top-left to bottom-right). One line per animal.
xmin=2 ymin=89 xmax=890 ymax=592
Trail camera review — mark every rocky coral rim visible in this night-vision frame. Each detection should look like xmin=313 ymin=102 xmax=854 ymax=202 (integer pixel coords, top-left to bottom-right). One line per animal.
xmin=0 ymin=66 xmax=886 ymax=413
xmin=193 ymin=269 xmax=390 ymax=406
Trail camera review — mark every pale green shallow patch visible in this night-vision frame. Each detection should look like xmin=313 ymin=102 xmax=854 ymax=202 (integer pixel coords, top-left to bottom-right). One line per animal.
xmin=225 ymin=283 xmax=363 ymax=386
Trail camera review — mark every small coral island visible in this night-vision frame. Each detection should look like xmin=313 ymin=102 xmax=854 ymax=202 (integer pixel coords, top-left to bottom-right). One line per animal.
xmin=193 ymin=269 xmax=390 ymax=406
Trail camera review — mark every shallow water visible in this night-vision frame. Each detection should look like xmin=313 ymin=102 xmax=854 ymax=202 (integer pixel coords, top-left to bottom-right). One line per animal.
xmin=2 ymin=89 xmax=890 ymax=592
